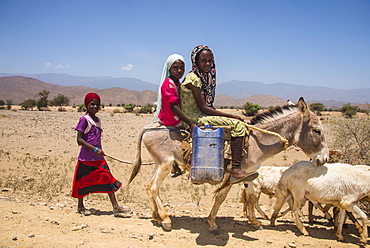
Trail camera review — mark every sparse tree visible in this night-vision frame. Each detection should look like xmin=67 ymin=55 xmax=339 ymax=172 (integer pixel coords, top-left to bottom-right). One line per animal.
xmin=340 ymin=103 xmax=359 ymax=118
xmin=5 ymin=99 xmax=12 ymax=110
xmin=36 ymin=90 xmax=50 ymax=110
xmin=0 ymin=100 xmax=5 ymax=106
xmin=309 ymin=103 xmax=325 ymax=116
xmin=20 ymin=99 xmax=37 ymax=110
xmin=138 ymin=103 xmax=154 ymax=114
xmin=123 ymin=103 xmax=136 ymax=113
xmin=77 ymin=104 xmax=86 ymax=112
xmin=50 ymin=94 xmax=70 ymax=110
xmin=242 ymin=102 xmax=261 ymax=117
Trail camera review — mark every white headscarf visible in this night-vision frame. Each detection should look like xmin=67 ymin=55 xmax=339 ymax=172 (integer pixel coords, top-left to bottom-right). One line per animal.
xmin=152 ymin=54 xmax=185 ymax=123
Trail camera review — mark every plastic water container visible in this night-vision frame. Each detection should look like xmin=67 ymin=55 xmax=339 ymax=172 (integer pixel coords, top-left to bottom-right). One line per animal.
xmin=190 ymin=125 xmax=225 ymax=185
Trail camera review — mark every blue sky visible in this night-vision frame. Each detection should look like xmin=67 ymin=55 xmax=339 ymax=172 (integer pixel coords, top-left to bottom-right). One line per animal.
xmin=0 ymin=0 xmax=369 ymax=90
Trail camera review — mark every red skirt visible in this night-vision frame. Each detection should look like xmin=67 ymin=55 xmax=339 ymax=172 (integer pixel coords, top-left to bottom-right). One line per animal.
xmin=71 ymin=159 xmax=121 ymax=198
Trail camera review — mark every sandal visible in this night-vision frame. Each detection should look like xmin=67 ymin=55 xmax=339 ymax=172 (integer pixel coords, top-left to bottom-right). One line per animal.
xmin=171 ymin=169 xmax=185 ymax=178
xmin=171 ymin=165 xmax=185 ymax=178
xmin=77 ymin=207 xmax=92 ymax=216
xmin=113 ymin=206 xmax=132 ymax=217
xmin=230 ymin=171 xmax=259 ymax=184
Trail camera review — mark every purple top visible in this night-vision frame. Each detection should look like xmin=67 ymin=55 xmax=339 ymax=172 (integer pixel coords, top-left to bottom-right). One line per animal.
xmin=75 ymin=114 xmax=104 ymax=161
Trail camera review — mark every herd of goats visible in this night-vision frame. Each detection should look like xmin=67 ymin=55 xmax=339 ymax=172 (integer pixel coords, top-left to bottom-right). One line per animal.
xmin=239 ymin=162 xmax=369 ymax=244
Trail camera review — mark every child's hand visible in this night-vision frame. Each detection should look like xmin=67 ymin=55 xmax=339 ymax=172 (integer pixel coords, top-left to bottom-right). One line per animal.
xmin=190 ymin=123 xmax=199 ymax=131
xmin=96 ymin=148 xmax=105 ymax=156
xmin=232 ymin=115 xmax=245 ymax=122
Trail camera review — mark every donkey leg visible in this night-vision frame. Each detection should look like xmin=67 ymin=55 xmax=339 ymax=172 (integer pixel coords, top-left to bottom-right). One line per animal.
xmin=146 ymin=160 xmax=172 ymax=231
xmin=207 ymin=184 xmax=233 ymax=235
xmin=146 ymin=180 xmax=162 ymax=224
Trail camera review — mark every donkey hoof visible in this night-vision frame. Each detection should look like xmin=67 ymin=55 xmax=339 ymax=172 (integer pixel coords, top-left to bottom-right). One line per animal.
xmin=161 ymin=222 xmax=172 ymax=231
xmin=209 ymin=228 xmax=221 ymax=235
xmin=253 ymin=225 xmax=263 ymax=230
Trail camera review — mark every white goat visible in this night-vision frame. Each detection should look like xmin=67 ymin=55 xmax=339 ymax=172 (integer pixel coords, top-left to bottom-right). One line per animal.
xmin=238 ymin=166 xmax=289 ymax=222
xmin=270 ymin=161 xmax=370 ymax=243
xmin=239 ymin=166 xmax=333 ymax=225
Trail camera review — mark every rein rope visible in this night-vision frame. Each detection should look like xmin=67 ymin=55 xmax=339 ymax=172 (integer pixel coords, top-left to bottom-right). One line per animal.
xmin=104 ymin=127 xmax=188 ymax=165
xmin=104 ymin=153 xmax=154 ymax=165
xmin=243 ymin=123 xmax=289 ymax=150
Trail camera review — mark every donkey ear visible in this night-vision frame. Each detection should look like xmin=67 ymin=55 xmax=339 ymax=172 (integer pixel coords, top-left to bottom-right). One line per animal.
xmin=297 ymin=97 xmax=310 ymax=117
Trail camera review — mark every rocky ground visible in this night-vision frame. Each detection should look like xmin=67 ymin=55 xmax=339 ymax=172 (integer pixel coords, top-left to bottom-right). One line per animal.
xmin=0 ymin=108 xmax=368 ymax=248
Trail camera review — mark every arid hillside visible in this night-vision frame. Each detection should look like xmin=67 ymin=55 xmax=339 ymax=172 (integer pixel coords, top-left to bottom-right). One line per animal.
xmin=1 ymin=76 xmax=292 ymax=108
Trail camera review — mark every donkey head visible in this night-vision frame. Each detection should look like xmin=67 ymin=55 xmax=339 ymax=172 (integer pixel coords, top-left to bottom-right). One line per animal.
xmin=295 ymin=97 xmax=329 ymax=166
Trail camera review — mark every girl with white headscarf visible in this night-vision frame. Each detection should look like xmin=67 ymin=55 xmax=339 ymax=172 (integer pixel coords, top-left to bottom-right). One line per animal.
xmin=152 ymin=54 xmax=196 ymax=130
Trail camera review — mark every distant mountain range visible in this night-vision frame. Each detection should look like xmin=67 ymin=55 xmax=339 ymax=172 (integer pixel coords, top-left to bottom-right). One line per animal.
xmin=0 ymin=73 xmax=369 ymax=108
xmin=0 ymin=73 xmax=159 ymax=91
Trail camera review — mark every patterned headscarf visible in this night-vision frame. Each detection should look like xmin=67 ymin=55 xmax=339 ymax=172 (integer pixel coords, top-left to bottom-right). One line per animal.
xmin=152 ymin=54 xmax=185 ymax=123
xmin=190 ymin=45 xmax=216 ymax=108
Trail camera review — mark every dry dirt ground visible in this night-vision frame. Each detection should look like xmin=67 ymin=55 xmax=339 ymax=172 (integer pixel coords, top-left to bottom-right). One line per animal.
xmin=0 ymin=108 xmax=368 ymax=248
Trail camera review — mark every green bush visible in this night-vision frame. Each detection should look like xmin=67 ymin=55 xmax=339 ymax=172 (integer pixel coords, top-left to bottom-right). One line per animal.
xmin=77 ymin=104 xmax=86 ymax=112
xmin=243 ymin=102 xmax=261 ymax=117
xmin=138 ymin=103 xmax=154 ymax=114
xmin=309 ymin=103 xmax=325 ymax=116
xmin=340 ymin=103 xmax=359 ymax=118
xmin=20 ymin=99 xmax=37 ymax=110
xmin=123 ymin=104 xmax=136 ymax=113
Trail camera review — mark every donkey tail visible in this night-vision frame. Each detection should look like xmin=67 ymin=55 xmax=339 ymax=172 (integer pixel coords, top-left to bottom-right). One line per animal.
xmin=127 ymin=129 xmax=145 ymax=185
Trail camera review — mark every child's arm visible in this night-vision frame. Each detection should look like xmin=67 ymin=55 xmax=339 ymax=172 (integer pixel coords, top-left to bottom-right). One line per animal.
xmin=186 ymin=84 xmax=244 ymax=121
xmin=170 ymin=103 xmax=197 ymax=130
xmin=77 ymin=131 xmax=105 ymax=156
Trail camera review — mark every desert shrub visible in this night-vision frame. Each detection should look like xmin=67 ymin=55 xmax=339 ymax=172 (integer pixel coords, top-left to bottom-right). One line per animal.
xmin=20 ymin=99 xmax=37 ymax=110
xmin=138 ymin=103 xmax=154 ymax=114
xmin=36 ymin=90 xmax=50 ymax=110
xmin=77 ymin=104 xmax=86 ymax=112
xmin=340 ymin=103 xmax=359 ymax=118
xmin=6 ymin=99 xmax=12 ymax=110
xmin=329 ymin=115 xmax=369 ymax=165
xmin=50 ymin=94 xmax=70 ymax=107
xmin=123 ymin=104 xmax=136 ymax=113
xmin=309 ymin=103 xmax=325 ymax=116
xmin=242 ymin=102 xmax=261 ymax=117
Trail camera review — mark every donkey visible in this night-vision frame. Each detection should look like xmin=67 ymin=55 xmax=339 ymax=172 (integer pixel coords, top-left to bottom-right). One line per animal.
xmin=127 ymin=97 xmax=329 ymax=233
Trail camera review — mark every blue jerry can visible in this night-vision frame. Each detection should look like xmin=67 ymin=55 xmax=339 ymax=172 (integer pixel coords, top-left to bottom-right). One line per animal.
xmin=190 ymin=125 xmax=225 ymax=185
